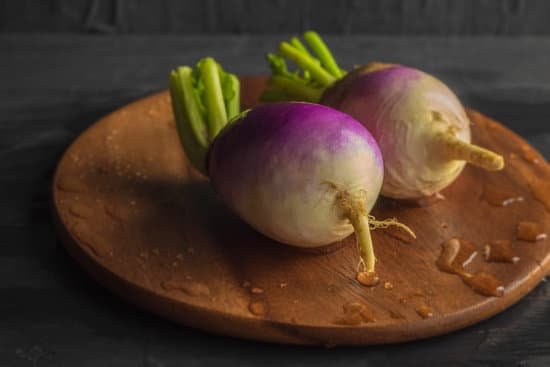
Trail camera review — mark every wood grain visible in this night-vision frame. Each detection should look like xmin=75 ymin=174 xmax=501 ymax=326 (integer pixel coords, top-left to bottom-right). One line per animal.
xmin=51 ymin=76 xmax=550 ymax=346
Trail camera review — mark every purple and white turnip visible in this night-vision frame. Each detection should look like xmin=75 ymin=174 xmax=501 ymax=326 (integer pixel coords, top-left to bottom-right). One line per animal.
xmin=170 ymin=57 xmax=413 ymax=273
xmin=263 ymin=32 xmax=505 ymax=199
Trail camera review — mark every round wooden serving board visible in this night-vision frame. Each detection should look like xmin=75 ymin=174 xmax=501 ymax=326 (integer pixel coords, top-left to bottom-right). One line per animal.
xmin=52 ymin=76 xmax=550 ymax=346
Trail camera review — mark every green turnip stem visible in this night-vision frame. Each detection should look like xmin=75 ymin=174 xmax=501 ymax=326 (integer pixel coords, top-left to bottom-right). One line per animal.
xmin=200 ymin=58 xmax=228 ymax=139
xmin=279 ymin=41 xmax=336 ymax=87
xmin=169 ymin=57 xmax=240 ymax=175
xmin=433 ymin=133 xmax=504 ymax=171
xmin=225 ymin=74 xmax=240 ymax=120
xmin=303 ymin=31 xmax=345 ymax=78
xmin=169 ymin=67 xmax=209 ymax=175
xmin=290 ymin=37 xmax=312 ymax=57
xmin=349 ymin=213 xmax=376 ymax=273
xmin=270 ymin=75 xmax=323 ymax=102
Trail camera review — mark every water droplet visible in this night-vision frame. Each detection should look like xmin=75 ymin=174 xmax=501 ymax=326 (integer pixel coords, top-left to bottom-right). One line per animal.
xmin=152 ymin=248 xmax=160 ymax=255
xmin=441 ymin=222 xmax=449 ymax=229
xmin=334 ymin=302 xmax=375 ymax=325
xmin=57 ymin=177 xmax=82 ymax=193
xmin=242 ymin=280 xmax=251 ymax=288
xmin=408 ymin=192 xmax=446 ymax=207
xmin=172 ymin=261 xmax=179 ymax=267
xmin=437 ymin=238 xmax=504 ymax=297
xmin=436 ymin=238 xmax=478 ymax=274
xmin=130 ymin=200 xmax=136 ymax=206
xmin=462 ymin=272 xmax=504 ymax=297
xmin=69 ymin=203 xmax=93 ymax=218
xmin=176 ymin=253 xmax=184 ymax=261
xmin=104 ymin=204 xmax=123 ymax=220
xmin=517 ymin=221 xmax=547 ymax=242
xmin=279 ymin=282 xmax=288 ymax=288
xmin=248 ymin=301 xmax=265 ymax=316
xmin=482 ymin=184 xmax=524 ymax=207
xmin=356 ymin=271 xmax=380 ymax=287
xmin=388 ymin=310 xmax=405 ymax=319
xmin=416 ymin=304 xmax=434 ymax=319
xmin=399 ymin=297 xmax=408 ymax=304
xmin=520 ymin=145 xmax=540 ymax=165
xmin=250 ymin=287 xmax=264 ymax=294
xmin=161 ymin=279 xmax=210 ymax=297
xmin=383 ymin=282 xmax=394 ymax=290
xmin=484 ymin=240 xmax=519 ymax=263
xmin=187 ymin=247 xmax=195 ymax=254
xmin=139 ymin=251 xmax=149 ymax=260
xmin=71 ymin=222 xmax=112 ymax=258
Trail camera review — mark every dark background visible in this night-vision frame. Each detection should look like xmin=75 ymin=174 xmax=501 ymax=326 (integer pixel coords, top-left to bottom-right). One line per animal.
xmin=4 ymin=0 xmax=550 ymax=35
xmin=1 ymin=1 xmax=550 ymax=366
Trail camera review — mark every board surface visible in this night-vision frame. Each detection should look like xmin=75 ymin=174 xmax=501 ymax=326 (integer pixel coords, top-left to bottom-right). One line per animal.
xmin=52 ymin=77 xmax=550 ymax=346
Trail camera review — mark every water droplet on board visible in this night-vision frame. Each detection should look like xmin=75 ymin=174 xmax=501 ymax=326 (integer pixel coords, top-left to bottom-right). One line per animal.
xmin=242 ymin=280 xmax=251 ymax=288
xmin=69 ymin=203 xmax=93 ymax=218
xmin=161 ymin=279 xmax=210 ymax=297
xmin=527 ymin=178 xmax=550 ymax=212
xmin=517 ymin=221 xmax=547 ymax=242
xmin=416 ymin=304 xmax=434 ymax=319
xmin=410 ymin=192 xmax=446 ymax=207
xmin=279 ymin=282 xmax=288 ymax=288
xmin=383 ymin=282 xmax=394 ymax=290
xmin=520 ymin=145 xmax=540 ymax=165
xmin=334 ymin=302 xmax=375 ymax=325
xmin=71 ymin=222 xmax=112 ymax=258
xmin=482 ymin=184 xmax=524 ymax=207
xmin=152 ymin=248 xmax=160 ymax=255
xmin=356 ymin=271 xmax=380 ymax=287
xmin=57 ymin=177 xmax=82 ymax=193
xmin=436 ymin=238 xmax=478 ymax=274
xmin=484 ymin=240 xmax=519 ymax=263
xmin=139 ymin=251 xmax=149 ymax=260
xmin=462 ymin=272 xmax=504 ymax=297
xmin=176 ymin=253 xmax=184 ymax=261
xmin=250 ymin=287 xmax=264 ymax=294
xmin=437 ymin=238 xmax=504 ymax=297
xmin=388 ymin=310 xmax=405 ymax=320
xmin=248 ymin=301 xmax=266 ymax=316
xmin=104 ymin=204 xmax=123 ymax=220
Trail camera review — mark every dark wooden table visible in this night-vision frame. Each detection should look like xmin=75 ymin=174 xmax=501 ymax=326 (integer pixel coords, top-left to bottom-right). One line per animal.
xmin=1 ymin=34 xmax=549 ymax=366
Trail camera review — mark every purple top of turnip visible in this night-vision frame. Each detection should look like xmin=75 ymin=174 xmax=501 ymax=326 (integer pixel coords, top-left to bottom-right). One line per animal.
xmin=169 ymin=57 xmax=405 ymax=273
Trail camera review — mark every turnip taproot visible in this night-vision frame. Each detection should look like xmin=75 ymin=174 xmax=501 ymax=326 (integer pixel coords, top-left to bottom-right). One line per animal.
xmin=169 ymin=57 xmax=413 ymax=272
xmin=263 ymin=32 xmax=504 ymax=199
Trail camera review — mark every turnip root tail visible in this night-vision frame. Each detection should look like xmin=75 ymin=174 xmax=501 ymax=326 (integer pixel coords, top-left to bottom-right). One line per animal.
xmin=349 ymin=212 xmax=376 ymax=273
xmin=334 ymin=186 xmax=415 ymax=273
xmin=369 ymin=216 xmax=417 ymax=239
xmin=432 ymin=132 xmax=504 ymax=171
xmin=169 ymin=57 xmax=240 ymax=175
xmin=262 ymin=31 xmax=346 ymax=103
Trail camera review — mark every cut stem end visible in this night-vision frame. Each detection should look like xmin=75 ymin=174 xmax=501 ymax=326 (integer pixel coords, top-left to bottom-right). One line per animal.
xmin=433 ymin=133 xmax=504 ymax=171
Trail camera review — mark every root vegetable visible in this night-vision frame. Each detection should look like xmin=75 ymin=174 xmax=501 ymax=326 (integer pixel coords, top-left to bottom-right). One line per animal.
xmin=263 ymin=32 xmax=504 ymax=199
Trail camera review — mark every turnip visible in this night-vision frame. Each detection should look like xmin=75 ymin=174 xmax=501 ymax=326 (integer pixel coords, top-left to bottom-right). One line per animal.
xmin=169 ymin=57 xmax=413 ymax=273
xmin=263 ymin=32 xmax=505 ymax=199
